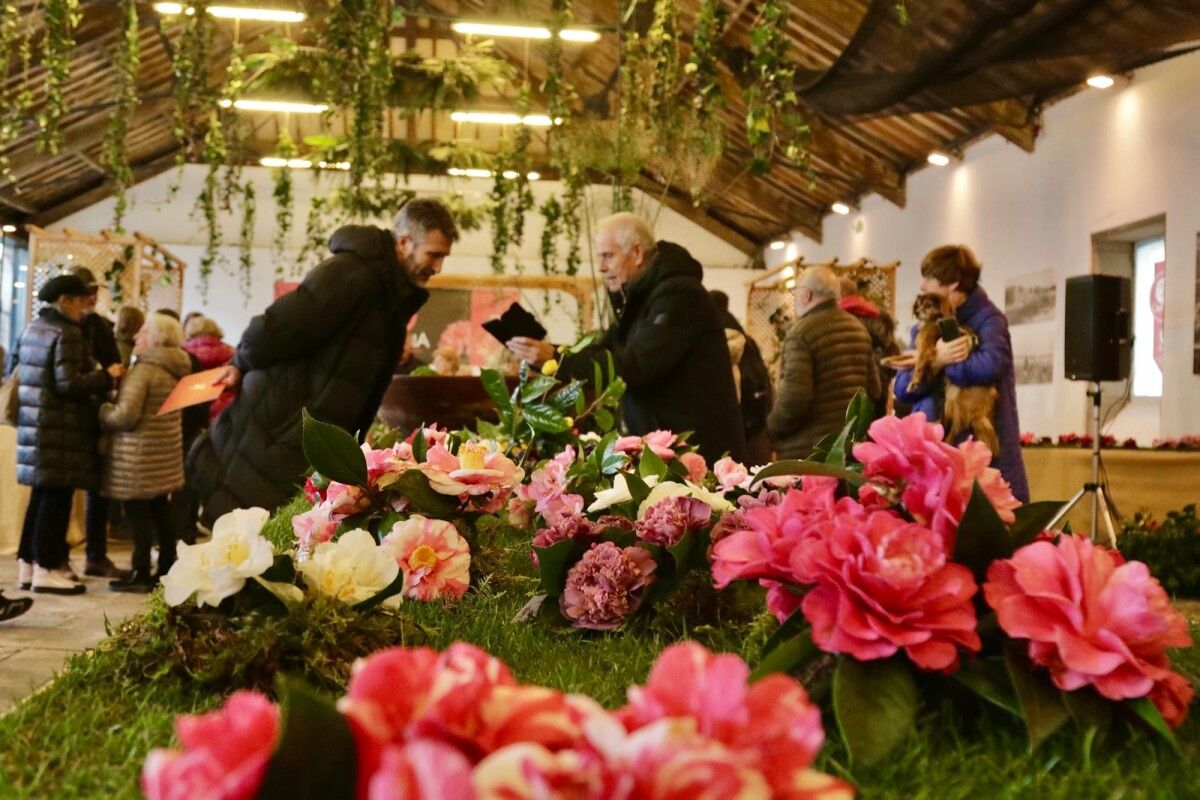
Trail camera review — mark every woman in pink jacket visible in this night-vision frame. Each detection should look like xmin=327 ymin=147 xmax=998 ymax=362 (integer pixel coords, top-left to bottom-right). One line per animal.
xmin=182 ymin=316 xmax=236 ymax=422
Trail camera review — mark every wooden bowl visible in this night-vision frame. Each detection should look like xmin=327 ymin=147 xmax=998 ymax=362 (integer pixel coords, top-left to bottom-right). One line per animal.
xmin=378 ymin=374 xmax=517 ymax=433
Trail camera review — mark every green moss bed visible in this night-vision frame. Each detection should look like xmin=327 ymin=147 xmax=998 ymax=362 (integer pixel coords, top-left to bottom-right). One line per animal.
xmin=2 ymin=498 xmax=1199 ymax=799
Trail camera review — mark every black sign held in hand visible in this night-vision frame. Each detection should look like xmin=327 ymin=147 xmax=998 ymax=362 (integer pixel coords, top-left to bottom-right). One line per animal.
xmin=482 ymin=303 xmax=548 ymax=345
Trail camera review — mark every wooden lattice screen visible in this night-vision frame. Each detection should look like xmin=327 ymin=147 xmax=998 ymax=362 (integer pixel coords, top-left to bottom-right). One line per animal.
xmin=746 ymin=258 xmax=899 ymax=381
xmin=24 ymin=226 xmax=186 ymax=320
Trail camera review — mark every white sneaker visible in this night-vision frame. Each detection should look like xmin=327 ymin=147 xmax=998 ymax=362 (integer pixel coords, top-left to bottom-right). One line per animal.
xmin=32 ymin=565 xmax=86 ymax=595
xmin=17 ymin=558 xmax=32 ymax=590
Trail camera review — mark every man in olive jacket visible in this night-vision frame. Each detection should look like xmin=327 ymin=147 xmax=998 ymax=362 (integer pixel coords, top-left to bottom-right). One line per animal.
xmin=188 ymin=198 xmax=457 ymax=525
xmin=507 ymin=213 xmax=745 ymax=462
xmin=768 ymin=265 xmax=880 ymax=459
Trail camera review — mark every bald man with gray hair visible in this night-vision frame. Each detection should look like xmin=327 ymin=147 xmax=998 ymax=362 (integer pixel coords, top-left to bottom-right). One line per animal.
xmin=767 ymin=265 xmax=880 ymax=458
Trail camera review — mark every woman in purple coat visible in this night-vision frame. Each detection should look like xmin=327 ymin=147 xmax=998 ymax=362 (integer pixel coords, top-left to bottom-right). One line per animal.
xmin=893 ymin=245 xmax=1030 ymax=502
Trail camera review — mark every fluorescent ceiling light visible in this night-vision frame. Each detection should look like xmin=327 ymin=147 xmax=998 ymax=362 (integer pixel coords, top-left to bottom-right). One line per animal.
xmin=13 ymin=282 xmax=25 ymax=289
xmin=1086 ymin=74 xmax=1115 ymax=89
xmin=318 ymin=161 xmax=350 ymax=170
xmin=1 ymin=224 xmax=15 ymax=233
xmin=452 ymin=21 xmax=600 ymax=42
xmin=220 ymin=98 xmax=328 ymax=113
xmin=769 ymin=239 xmax=786 ymax=251
xmin=526 ymin=171 xmax=541 ymax=181
xmin=448 ymin=167 xmax=540 ymax=180
xmin=450 ymin=110 xmax=556 ymax=127
xmin=927 ymin=151 xmax=951 ymax=167
xmin=260 ymin=156 xmax=312 ymax=168
xmin=831 ymin=202 xmax=850 ymax=215
xmin=153 ymin=3 xmax=305 ymax=21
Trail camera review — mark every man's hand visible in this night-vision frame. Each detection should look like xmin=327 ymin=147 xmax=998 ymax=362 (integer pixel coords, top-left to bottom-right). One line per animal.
xmin=106 ymin=363 xmax=125 ymax=380
xmin=933 ymin=336 xmax=971 ymax=370
xmin=213 ymin=364 xmax=241 ymax=389
xmin=506 ymin=337 xmax=555 ymax=366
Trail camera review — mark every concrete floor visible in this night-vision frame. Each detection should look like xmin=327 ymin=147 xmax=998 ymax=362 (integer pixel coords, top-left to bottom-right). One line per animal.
xmin=0 ymin=543 xmax=151 ymax=713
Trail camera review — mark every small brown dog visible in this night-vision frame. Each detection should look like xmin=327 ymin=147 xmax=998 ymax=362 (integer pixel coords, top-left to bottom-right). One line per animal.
xmin=910 ymin=293 xmax=1000 ymax=454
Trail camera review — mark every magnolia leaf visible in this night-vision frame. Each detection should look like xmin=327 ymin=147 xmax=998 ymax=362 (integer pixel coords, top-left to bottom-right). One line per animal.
xmin=833 ymin=655 xmax=919 ymax=765
xmin=638 ymin=444 xmax=669 ymax=480
xmin=952 ymin=657 xmax=1020 ymax=716
xmin=534 ymin=538 xmax=585 ymax=597
xmin=1128 ymin=697 xmax=1179 ymax=751
xmin=1003 ymin=643 xmax=1070 ymax=751
xmin=524 ymin=403 xmax=570 ymax=434
xmin=1009 ymin=501 xmax=1068 ymax=549
xmin=301 ymin=409 xmax=368 ymax=487
xmin=252 ymin=575 xmax=305 ymax=610
xmin=257 ymin=680 xmax=358 ymax=800
xmin=480 ymin=369 xmax=512 ymax=411
xmin=751 ymin=459 xmax=864 ymax=487
xmin=375 ymin=512 xmax=406 ymax=539
xmin=393 ymin=470 xmax=460 ymax=518
xmin=953 ymin=482 xmax=1012 ymax=580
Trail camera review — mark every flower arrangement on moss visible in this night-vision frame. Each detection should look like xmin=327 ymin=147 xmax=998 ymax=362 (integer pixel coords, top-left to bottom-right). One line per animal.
xmin=712 ymin=407 xmax=1194 ymax=764
xmin=141 ymin=641 xmax=852 ymax=800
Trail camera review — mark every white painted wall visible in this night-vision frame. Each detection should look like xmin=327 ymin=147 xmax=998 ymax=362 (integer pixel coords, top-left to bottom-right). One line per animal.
xmin=765 ymin=51 xmax=1200 ymax=440
xmin=57 ymin=166 xmax=753 ymax=344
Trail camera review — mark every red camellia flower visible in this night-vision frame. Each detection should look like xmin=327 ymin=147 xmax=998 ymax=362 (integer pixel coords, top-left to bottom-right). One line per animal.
xmin=984 ymin=534 xmax=1194 ymax=726
xmin=791 ymin=506 xmax=982 ymax=672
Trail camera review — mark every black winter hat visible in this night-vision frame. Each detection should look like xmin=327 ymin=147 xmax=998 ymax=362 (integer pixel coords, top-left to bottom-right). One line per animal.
xmin=37 ymin=274 xmax=92 ymax=303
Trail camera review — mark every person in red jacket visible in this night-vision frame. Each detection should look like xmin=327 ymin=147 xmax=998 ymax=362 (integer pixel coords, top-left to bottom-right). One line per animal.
xmin=182 ymin=316 xmax=237 ymax=422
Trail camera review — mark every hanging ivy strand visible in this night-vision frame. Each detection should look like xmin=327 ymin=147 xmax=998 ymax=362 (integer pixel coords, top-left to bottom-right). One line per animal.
xmin=271 ymin=129 xmax=297 ymax=273
xmin=238 ymin=180 xmax=256 ymax=298
xmin=102 ymin=0 xmax=141 ymax=232
xmin=0 ymin=1 xmax=35 ymax=180
xmin=169 ymin=0 xmax=216 ymax=162
xmin=37 ymin=0 xmax=81 ymax=154
xmin=743 ymin=0 xmax=810 ymax=175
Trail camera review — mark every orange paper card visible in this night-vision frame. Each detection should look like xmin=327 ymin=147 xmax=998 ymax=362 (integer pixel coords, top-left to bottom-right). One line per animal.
xmin=157 ymin=367 xmax=227 ymax=415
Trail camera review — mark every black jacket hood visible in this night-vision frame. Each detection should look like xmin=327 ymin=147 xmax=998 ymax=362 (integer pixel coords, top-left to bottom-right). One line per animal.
xmin=328 ymin=225 xmax=427 ymax=306
xmin=614 ymin=240 xmax=703 ymax=313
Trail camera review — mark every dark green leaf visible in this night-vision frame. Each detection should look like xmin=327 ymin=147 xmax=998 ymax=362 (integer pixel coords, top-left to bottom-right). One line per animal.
xmin=412 ymin=428 xmax=428 ymax=463
xmin=550 ymin=380 xmax=582 ymax=413
xmin=809 ymin=431 xmax=838 ymax=463
xmin=563 ymin=333 xmax=595 ymax=354
xmin=598 ymin=432 xmax=625 ymax=475
xmin=474 ymin=418 xmax=502 ymax=439
xmin=638 ymin=444 xmax=669 ymax=480
xmin=521 ymin=374 xmax=559 ymax=403
xmin=750 ymin=627 xmax=819 ymax=682
xmin=823 ymin=421 xmax=853 ymax=468
xmin=1003 ymin=642 xmax=1070 ymax=751
xmin=592 ymin=360 xmax=603 ymax=395
xmin=953 ymin=482 xmax=1012 ymax=580
xmin=665 ymin=531 xmax=695 ymax=572
xmin=261 ymin=553 xmax=297 ymax=584
xmin=845 ymin=388 xmax=874 ymax=441
xmin=833 ymin=655 xmax=919 ymax=765
xmin=751 ymin=459 xmax=864 ymax=487
xmin=623 ymin=471 xmax=652 ymax=507
xmin=375 ymin=511 xmax=406 ymax=539
xmin=534 ymin=538 xmax=586 ymax=597
xmin=597 ymin=526 xmax=637 ymax=548
xmin=393 ymin=470 xmax=460 ymax=518
xmin=257 ymin=680 xmax=358 ymax=800
xmin=1009 ymin=501 xmax=1068 ymax=549
xmin=1128 ymin=697 xmax=1179 ymax=751
xmin=594 ymin=407 xmax=614 ymax=433
xmin=953 ymin=657 xmax=1020 ymax=716
xmin=524 ymin=403 xmax=570 ymax=434
xmin=759 ymin=607 xmax=809 ymax=662
xmin=372 ymin=427 xmax=402 ymax=449
xmin=1062 ymin=687 xmax=1113 ymax=749
xmin=480 ymin=369 xmax=512 ymax=411
xmin=301 ymin=409 xmax=368 ymax=487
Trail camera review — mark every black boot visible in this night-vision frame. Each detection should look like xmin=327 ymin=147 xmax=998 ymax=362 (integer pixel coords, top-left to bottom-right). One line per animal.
xmin=109 ymin=569 xmax=156 ymax=593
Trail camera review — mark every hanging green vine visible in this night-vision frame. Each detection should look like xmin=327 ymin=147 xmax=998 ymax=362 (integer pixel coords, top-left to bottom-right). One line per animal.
xmin=101 ymin=0 xmax=141 ymax=232
xmin=238 ymin=180 xmax=256 ymax=297
xmin=169 ymin=0 xmax=216 ymax=162
xmin=743 ymin=0 xmax=809 ymax=175
xmin=271 ymin=130 xmax=297 ymax=273
xmin=37 ymin=0 xmax=80 ymax=154
xmin=0 ymin=1 xmax=34 ymax=181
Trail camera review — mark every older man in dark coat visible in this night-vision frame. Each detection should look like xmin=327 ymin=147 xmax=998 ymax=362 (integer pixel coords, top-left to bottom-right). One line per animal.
xmin=188 ymin=198 xmax=457 ymax=524
xmin=507 ymin=213 xmax=745 ymax=462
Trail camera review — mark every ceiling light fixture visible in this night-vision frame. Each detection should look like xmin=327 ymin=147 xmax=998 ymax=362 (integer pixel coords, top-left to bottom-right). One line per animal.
xmin=13 ymin=282 xmax=25 ymax=289
xmin=1086 ymin=74 xmax=1115 ymax=89
xmin=526 ymin=171 xmax=541 ymax=181
xmin=769 ymin=240 xmax=786 ymax=250
xmin=220 ymin=98 xmax=328 ymax=113
xmin=1 ymin=224 xmax=15 ymax=233
xmin=260 ymin=156 xmax=311 ymax=168
xmin=447 ymin=167 xmax=540 ymax=180
xmin=452 ymin=21 xmax=600 ymax=43
xmin=831 ymin=202 xmax=851 ymax=215
xmin=153 ymin=3 xmax=305 ymax=22
xmin=927 ymin=151 xmax=951 ymax=167
xmin=450 ymin=110 xmax=557 ymax=127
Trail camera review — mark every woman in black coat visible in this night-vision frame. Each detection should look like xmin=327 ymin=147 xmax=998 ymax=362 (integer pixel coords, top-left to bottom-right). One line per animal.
xmin=13 ymin=275 xmax=124 ymax=595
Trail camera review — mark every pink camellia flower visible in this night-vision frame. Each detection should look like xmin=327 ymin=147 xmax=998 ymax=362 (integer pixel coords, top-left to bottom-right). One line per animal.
xmin=291 ymin=501 xmax=339 ymax=552
xmin=532 ymin=515 xmax=596 ymax=550
xmin=473 ymin=744 xmax=604 ymax=800
xmin=560 ymin=542 xmax=657 ymax=630
xmin=793 ymin=507 xmax=982 ymax=672
xmin=679 ymin=452 xmax=707 ymax=483
xmin=141 ymin=691 xmax=279 ymax=800
xmin=615 ymin=430 xmax=677 ymax=461
xmin=710 ymin=478 xmax=844 ymax=589
xmin=325 ymin=481 xmax=371 ymax=517
xmin=713 ymin=457 xmax=751 ymax=492
xmin=420 ymin=442 xmax=524 ymax=504
xmin=709 ymin=490 xmax=784 ymax=545
xmin=635 ymin=495 xmax=712 ymax=547
xmin=763 ymin=580 xmax=805 ymax=623
xmin=382 ymin=516 xmax=471 ymax=602
xmin=367 ymin=739 xmax=475 ymax=800
xmin=852 ymin=413 xmax=1019 ymax=550
xmin=339 ymin=647 xmax=441 ymax=744
xmin=984 ymin=534 xmax=1194 ymax=726
xmin=412 ymin=642 xmax=519 ymax=759
xmin=475 ymin=685 xmax=609 ymax=754
xmin=506 ymin=497 xmax=534 ymax=529
xmin=518 ymin=446 xmax=583 ymax=526
xmin=303 ymin=473 xmax=327 ymax=504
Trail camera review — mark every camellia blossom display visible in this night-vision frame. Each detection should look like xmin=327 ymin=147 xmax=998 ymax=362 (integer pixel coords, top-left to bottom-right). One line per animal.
xmin=381 ymin=515 xmax=471 ymax=601
xmin=141 ymin=641 xmax=852 ymax=800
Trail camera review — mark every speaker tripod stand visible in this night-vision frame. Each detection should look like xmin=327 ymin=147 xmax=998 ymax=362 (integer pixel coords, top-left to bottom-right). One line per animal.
xmin=1046 ymin=382 xmax=1120 ymax=545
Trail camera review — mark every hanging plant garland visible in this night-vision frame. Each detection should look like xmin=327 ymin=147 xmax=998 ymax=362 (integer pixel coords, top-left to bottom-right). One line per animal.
xmin=169 ymin=0 xmax=216 ymax=163
xmin=0 ymin=1 xmax=35 ymax=180
xmin=101 ymin=0 xmax=141 ymax=232
xmin=271 ymin=129 xmax=297 ymax=273
xmin=742 ymin=0 xmax=810 ymax=175
xmin=238 ymin=179 xmax=256 ymax=297
xmin=217 ymin=43 xmax=250 ymax=211
xmin=37 ymin=0 xmax=81 ymax=154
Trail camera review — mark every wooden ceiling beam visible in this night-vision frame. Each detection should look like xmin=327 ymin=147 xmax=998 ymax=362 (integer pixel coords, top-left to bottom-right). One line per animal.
xmin=0 ymin=193 xmax=37 ymax=214
xmin=641 ymin=181 xmax=759 ymax=256
xmin=962 ymin=99 xmax=1041 ymax=153
xmin=30 ymin=148 xmax=179 ymax=226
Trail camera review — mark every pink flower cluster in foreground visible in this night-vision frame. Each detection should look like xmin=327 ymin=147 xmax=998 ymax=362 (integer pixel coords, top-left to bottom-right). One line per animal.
xmin=985 ymin=534 xmax=1194 ymax=727
xmin=142 ymin=642 xmax=853 ymax=800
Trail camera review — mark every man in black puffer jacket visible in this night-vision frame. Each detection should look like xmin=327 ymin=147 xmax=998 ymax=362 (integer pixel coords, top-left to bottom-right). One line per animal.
xmin=188 ymin=198 xmax=457 ymax=525
xmin=507 ymin=213 xmax=745 ymax=462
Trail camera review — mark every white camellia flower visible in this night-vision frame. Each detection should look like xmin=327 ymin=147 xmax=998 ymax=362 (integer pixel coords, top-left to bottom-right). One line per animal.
xmin=297 ymin=529 xmax=401 ymax=607
xmin=636 ymin=480 xmax=734 ymax=519
xmin=586 ymin=473 xmax=661 ymax=513
xmin=160 ymin=507 xmax=275 ymax=607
